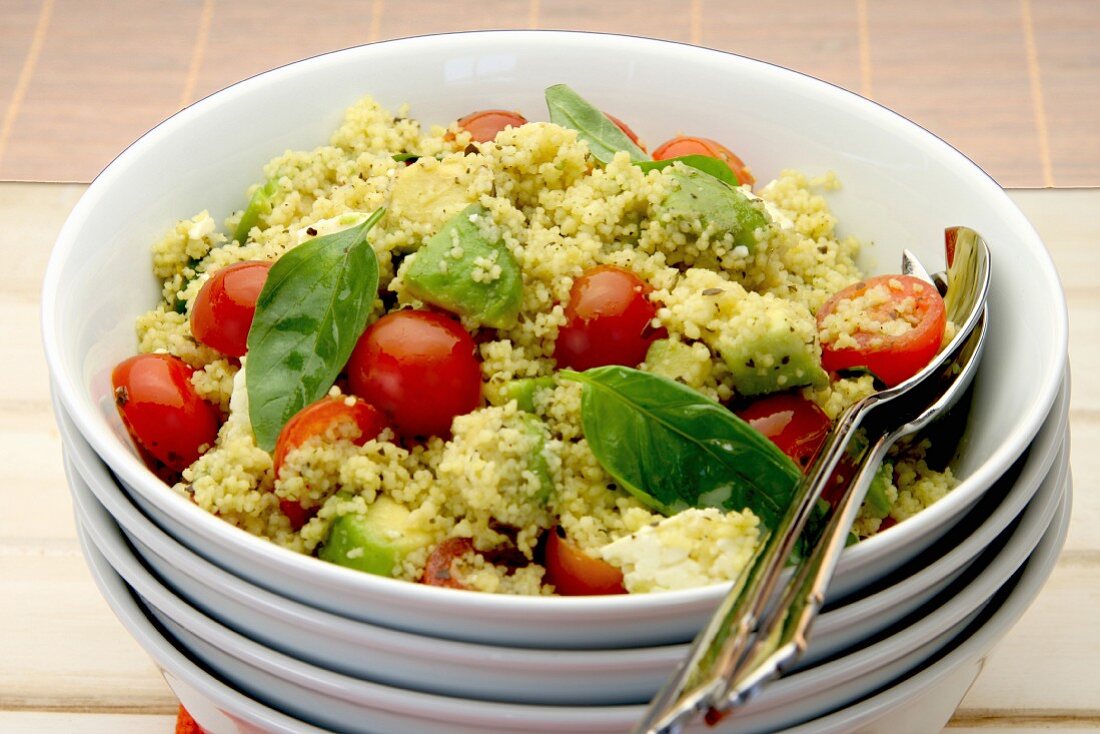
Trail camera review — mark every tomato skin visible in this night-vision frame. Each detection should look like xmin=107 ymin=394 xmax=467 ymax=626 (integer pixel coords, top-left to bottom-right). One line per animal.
xmin=347 ymin=310 xmax=482 ymax=439
xmin=271 ymin=395 xmax=388 ymax=530
xmin=817 ymin=274 xmax=947 ymax=387
xmin=190 ymin=260 xmax=273 ymax=358
xmin=272 ymin=395 xmax=388 ymax=478
xmin=545 ymin=528 xmax=627 ymax=596
xmin=456 ymin=109 xmax=528 ymax=142
xmin=651 ymin=135 xmax=755 ymax=186
xmin=111 ymin=354 xmax=221 ymax=475
xmin=736 ymin=393 xmax=832 ymax=472
xmin=421 ymin=537 xmax=475 ymax=589
xmin=605 ymin=113 xmax=646 ymax=152
xmin=554 ymin=265 xmax=665 ymax=371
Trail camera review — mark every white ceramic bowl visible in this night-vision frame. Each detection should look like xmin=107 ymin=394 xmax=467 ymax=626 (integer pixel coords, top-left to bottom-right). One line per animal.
xmin=43 ymin=31 xmax=1068 ymax=647
xmin=76 ymin=487 xmax=1069 ymax=734
xmin=73 ymin=455 xmax=1070 ymax=734
xmin=54 ymin=373 xmax=1069 ymax=704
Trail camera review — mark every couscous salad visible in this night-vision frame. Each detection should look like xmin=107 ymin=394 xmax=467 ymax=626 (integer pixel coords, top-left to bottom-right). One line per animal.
xmin=110 ymin=85 xmax=957 ymax=595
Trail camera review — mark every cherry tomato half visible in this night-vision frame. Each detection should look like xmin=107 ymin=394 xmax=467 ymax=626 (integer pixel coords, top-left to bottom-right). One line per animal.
xmin=190 ymin=260 xmax=273 ymax=358
xmin=553 ymin=265 xmax=665 ymax=371
xmin=456 ymin=109 xmax=528 ymax=143
xmin=112 ymin=354 xmax=221 ymax=475
xmin=544 ymin=528 xmax=627 ymax=596
xmin=817 ymin=274 xmax=947 ymax=387
xmin=175 ymin=705 xmax=202 ymax=734
xmin=605 ymin=113 xmax=646 ymax=152
xmin=736 ymin=393 xmax=831 ymax=472
xmin=272 ymin=395 xmax=388 ymax=530
xmin=421 ymin=537 xmax=475 ymax=589
xmin=347 ymin=310 xmax=482 ymax=439
xmin=651 ymin=135 xmax=755 ymax=187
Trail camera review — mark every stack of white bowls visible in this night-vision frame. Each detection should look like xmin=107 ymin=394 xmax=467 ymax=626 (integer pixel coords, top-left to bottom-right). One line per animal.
xmin=42 ymin=32 xmax=1070 ymax=734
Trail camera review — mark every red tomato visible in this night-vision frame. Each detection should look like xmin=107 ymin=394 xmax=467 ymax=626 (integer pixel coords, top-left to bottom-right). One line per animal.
xmin=651 ymin=135 xmax=755 ymax=186
xmin=347 ymin=310 xmax=482 ymax=439
xmin=545 ymin=528 xmax=627 ymax=596
xmin=271 ymin=395 xmax=388 ymax=530
xmin=736 ymin=393 xmax=832 ymax=472
xmin=455 ymin=109 xmax=528 ymax=142
xmin=817 ymin=274 xmax=947 ymax=387
xmin=175 ymin=705 xmax=203 ymax=734
xmin=421 ymin=537 xmax=475 ymax=589
xmin=553 ymin=265 xmax=665 ymax=371
xmin=605 ymin=112 xmax=646 ymax=152
xmin=190 ymin=260 xmax=272 ymax=357
xmin=111 ymin=354 xmax=221 ymax=475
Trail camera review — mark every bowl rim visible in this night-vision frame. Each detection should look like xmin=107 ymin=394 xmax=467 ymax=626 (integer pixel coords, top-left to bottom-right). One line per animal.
xmin=42 ymin=30 xmax=1069 ymax=615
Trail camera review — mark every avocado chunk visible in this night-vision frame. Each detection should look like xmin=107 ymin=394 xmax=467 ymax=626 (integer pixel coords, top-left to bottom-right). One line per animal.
xmin=656 ymin=167 xmax=769 ymax=252
xmin=864 ymin=461 xmax=894 ymax=519
xmin=520 ymin=413 xmax=554 ymax=504
xmin=495 ymin=376 xmax=555 ymax=412
xmin=404 ymin=204 xmax=523 ymax=328
xmin=389 ymin=158 xmax=484 ymax=249
xmin=318 ymin=497 xmax=432 ymax=577
xmin=717 ymin=294 xmax=828 ymax=396
xmin=644 ymin=338 xmax=711 ymax=389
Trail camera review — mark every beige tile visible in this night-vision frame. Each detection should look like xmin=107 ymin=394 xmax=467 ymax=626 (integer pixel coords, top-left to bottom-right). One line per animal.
xmin=1031 ymin=0 xmax=1100 ymax=187
xmin=866 ymin=0 xmax=1043 ymax=188
xmin=699 ymin=0 xmax=862 ymax=95
xmin=0 ymin=0 xmax=201 ymax=182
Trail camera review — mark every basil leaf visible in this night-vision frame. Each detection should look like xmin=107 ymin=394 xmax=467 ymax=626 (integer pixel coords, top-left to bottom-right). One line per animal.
xmin=635 ymin=155 xmax=740 ymax=185
xmin=561 ymin=366 xmax=800 ymax=530
xmin=392 ymin=153 xmax=420 ymax=163
xmin=545 ymin=84 xmax=650 ymax=165
xmin=246 ymin=209 xmax=385 ymax=451
xmin=233 ymin=177 xmax=279 ymax=244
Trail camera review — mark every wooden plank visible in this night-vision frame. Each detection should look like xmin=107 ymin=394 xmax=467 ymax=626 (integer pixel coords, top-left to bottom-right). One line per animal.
xmin=0 ymin=554 xmax=175 ymax=712
xmin=0 ymin=711 xmax=175 ymax=733
xmin=864 ymin=0 xmax=1043 ymax=188
xmin=538 ymin=0 xmax=691 ymax=42
xmin=0 ymin=1 xmax=44 ymax=166
xmin=378 ymin=0 xmax=531 ymax=40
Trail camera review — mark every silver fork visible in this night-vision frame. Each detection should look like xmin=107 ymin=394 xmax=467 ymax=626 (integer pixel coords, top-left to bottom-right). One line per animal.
xmin=636 ymin=227 xmax=991 ymax=734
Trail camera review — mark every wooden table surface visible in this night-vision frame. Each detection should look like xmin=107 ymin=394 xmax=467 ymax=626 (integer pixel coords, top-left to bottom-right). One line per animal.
xmin=0 ymin=182 xmax=1097 ymax=732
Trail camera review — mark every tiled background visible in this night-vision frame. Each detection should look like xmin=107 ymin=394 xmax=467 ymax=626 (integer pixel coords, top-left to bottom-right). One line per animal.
xmin=0 ymin=0 xmax=1097 ymax=186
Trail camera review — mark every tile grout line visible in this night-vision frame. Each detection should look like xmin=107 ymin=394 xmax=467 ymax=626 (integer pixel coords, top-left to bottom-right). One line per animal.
xmin=528 ymin=0 xmax=539 ymax=29
xmin=856 ymin=0 xmax=873 ymax=99
xmin=178 ymin=0 xmax=214 ymax=110
xmin=1021 ymin=0 xmax=1055 ymax=188
xmin=0 ymin=0 xmax=54 ymax=170
xmin=690 ymin=0 xmax=701 ymax=45
xmin=369 ymin=0 xmax=385 ymax=42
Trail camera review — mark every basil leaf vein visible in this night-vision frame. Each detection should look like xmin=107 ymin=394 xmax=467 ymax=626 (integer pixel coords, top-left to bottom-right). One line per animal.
xmin=544 ymin=84 xmax=650 ymax=165
xmin=246 ymin=208 xmax=384 ymax=451
xmin=561 ymin=366 xmax=800 ymax=530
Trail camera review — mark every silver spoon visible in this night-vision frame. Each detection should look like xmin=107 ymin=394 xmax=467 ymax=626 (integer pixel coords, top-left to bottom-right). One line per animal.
xmin=636 ymin=227 xmax=991 ymax=734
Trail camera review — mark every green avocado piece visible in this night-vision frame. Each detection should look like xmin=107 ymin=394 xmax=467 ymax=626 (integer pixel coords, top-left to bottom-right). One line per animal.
xmin=655 ymin=167 xmax=769 ymax=252
xmin=644 ymin=338 xmax=711 ymax=389
xmin=318 ymin=497 xmax=432 ymax=577
xmin=718 ymin=295 xmax=829 ymax=397
xmin=864 ymin=461 xmax=894 ymax=519
xmin=404 ymin=204 xmax=523 ymax=328
xmin=496 ymin=376 xmax=556 ymax=412
xmin=520 ymin=413 xmax=554 ymax=504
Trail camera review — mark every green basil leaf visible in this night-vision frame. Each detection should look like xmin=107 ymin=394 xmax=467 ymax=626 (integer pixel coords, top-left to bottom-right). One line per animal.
xmin=545 ymin=84 xmax=650 ymax=165
xmin=561 ymin=366 xmax=800 ymax=530
xmin=246 ymin=208 xmax=385 ymax=451
xmin=392 ymin=153 xmax=420 ymax=163
xmin=233 ymin=177 xmax=280 ymax=244
xmin=635 ymin=155 xmax=740 ymax=185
